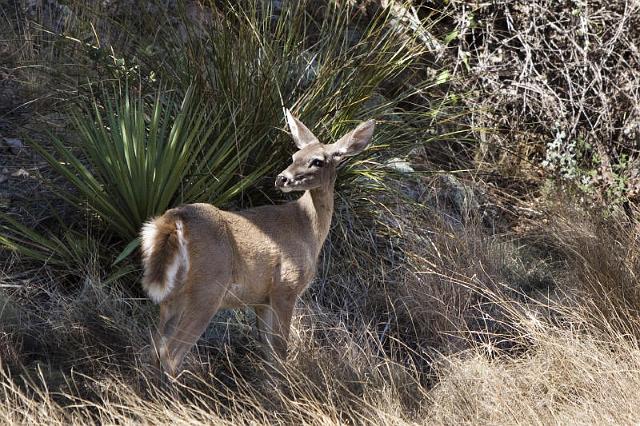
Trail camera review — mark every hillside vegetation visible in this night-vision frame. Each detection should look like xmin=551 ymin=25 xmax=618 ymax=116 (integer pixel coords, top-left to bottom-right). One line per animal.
xmin=1 ymin=0 xmax=640 ymax=424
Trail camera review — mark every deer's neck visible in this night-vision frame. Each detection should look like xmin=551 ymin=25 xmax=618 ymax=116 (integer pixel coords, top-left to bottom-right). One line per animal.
xmin=297 ymin=175 xmax=336 ymax=253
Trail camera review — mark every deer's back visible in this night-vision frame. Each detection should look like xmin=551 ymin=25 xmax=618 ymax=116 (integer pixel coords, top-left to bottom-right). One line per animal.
xmin=171 ymin=202 xmax=319 ymax=306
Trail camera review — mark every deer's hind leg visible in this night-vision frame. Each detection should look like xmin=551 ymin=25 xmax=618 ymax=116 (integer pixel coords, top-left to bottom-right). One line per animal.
xmin=151 ymin=300 xmax=181 ymax=374
xmin=152 ymin=218 xmax=234 ymax=379
xmin=154 ymin=275 xmax=231 ymax=379
xmin=255 ymin=304 xmax=274 ymax=347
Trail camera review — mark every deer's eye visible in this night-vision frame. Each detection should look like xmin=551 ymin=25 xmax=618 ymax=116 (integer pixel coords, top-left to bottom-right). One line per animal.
xmin=310 ymin=159 xmax=324 ymax=168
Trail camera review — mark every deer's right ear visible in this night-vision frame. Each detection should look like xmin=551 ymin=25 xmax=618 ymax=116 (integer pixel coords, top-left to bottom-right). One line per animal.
xmin=285 ymin=109 xmax=319 ymax=149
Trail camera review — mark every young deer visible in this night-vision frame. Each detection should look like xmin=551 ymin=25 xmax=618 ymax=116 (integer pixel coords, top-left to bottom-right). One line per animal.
xmin=140 ymin=110 xmax=375 ymax=377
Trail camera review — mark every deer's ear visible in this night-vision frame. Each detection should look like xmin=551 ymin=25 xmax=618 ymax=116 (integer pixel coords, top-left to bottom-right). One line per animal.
xmin=285 ymin=109 xmax=319 ymax=149
xmin=328 ymin=119 xmax=375 ymax=162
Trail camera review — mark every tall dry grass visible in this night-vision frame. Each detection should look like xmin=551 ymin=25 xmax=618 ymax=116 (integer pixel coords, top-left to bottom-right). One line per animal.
xmin=2 ymin=197 xmax=640 ymax=424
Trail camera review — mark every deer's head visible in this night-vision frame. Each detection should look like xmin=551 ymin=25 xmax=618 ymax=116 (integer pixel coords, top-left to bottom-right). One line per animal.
xmin=276 ymin=110 xmax=375 ymax=192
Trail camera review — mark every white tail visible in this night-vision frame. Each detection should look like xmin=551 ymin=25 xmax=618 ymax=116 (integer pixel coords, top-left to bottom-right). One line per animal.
xmin=141 ymin=110 xmax=375 ymax=377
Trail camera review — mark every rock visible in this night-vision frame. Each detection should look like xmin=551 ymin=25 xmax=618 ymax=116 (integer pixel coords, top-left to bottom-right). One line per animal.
xmin=179 ymin=0 xmax=215 ymax=41
xmin=288 ymin=51 xmax=318 ymax=89
xmin=420 ymin=174 xmax=497 ymax=230
xmin=267 ymin=0 xmax=283 ymax=14
xmin=386 ymin=157 xmax=414 ymax=173
xmin=3 ymin=138 xmax=23 ymax=155
xmin=383 ymin=1 xmax=446 ymax=60
xmin=432 ymin=174 xmax=480 ymax=222
xmin=24 ymin=0 xmax=73 ymax=33
xmin=11 ymin=169 xmax=29 ymax=178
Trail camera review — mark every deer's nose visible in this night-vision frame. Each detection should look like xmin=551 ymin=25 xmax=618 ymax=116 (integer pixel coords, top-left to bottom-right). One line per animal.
xmin=275 ymin=174 xmax=288 ymax=187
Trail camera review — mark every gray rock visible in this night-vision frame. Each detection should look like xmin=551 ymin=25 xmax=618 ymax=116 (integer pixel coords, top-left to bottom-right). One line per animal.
xmin=432 ymin=174 xmax=480 ymax=222
xmin=11 ymin=169 xmax=29 ymax=178
xmin=421 ymin=174 xmax=498 ymax=230
xmin=3 ymin=138 xmax=23 ymax=155
xmin=386 ymin=157 xmax=414 ymax=174
xmin=24 ymin=0 xmax=73 ymax=33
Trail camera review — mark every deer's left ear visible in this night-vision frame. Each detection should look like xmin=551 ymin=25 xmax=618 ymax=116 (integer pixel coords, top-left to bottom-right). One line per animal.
xmin=285 ymin=109 xmax=319 ymax=149
xmin=327 ymin=119 xmax=375 ymax=162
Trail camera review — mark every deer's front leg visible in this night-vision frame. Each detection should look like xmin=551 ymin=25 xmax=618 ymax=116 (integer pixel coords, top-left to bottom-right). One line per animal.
xmin=270 ymin=288 xmax=297 ymax=359
xmin=255 ymin=303 xmax=274 ymax=347
xmin=255 ymin=269 xmax=297 ymax=358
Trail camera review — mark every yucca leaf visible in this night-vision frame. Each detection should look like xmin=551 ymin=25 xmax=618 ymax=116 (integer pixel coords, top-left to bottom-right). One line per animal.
xmin=113 ymin=237 xmax=140 ymax=266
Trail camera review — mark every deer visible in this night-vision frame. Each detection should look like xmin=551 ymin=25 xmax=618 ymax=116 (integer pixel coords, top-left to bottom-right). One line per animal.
xmin=140 ymin=110 xmax=375 ymax=378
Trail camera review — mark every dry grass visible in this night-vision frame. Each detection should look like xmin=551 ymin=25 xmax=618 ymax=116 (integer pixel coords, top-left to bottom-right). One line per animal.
xmin=429 ymin=330 xmax=640 ymax=425
xmin=2 ymin=199 xmax=640 ymax=425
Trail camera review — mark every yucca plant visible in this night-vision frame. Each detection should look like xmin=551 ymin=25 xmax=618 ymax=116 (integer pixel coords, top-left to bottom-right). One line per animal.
xmin=71 ymin=84 xmax=260 ymax=238
xmin=5 ymin=82 xmax=269 ymax=266
xmin=1 ymin=214 xmax=92 ymax=270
